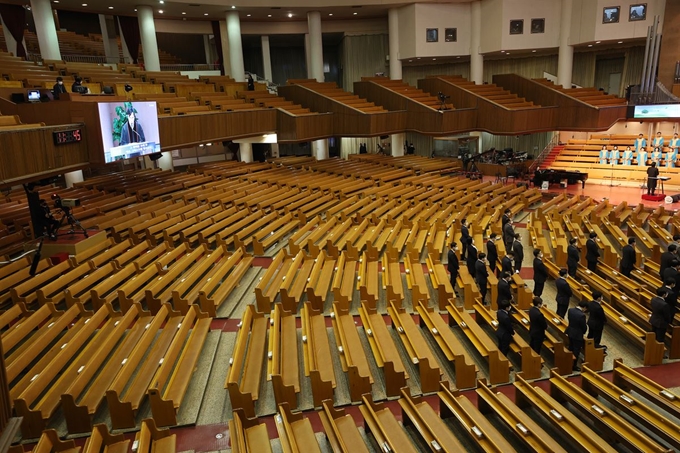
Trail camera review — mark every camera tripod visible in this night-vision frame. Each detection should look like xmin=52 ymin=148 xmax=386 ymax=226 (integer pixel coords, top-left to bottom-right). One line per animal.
xmin=52 ymin=207 xmax=88 ymax=239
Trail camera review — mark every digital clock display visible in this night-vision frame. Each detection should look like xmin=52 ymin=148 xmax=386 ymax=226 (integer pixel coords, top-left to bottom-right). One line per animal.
xmin=53 ymin=129 xmax=82 ymax=145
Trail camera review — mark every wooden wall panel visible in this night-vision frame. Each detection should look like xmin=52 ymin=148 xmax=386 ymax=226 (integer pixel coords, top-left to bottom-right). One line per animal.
xmin=276 ymin=111 xmax=334 ymax=143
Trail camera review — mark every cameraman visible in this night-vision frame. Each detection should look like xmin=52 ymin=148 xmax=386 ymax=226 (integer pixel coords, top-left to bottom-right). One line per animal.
xmin=41 ymin=199 xmax=60 ymax=239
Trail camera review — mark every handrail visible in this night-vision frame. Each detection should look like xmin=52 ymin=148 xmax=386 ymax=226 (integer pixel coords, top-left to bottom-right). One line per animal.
xmin=528 ymin=131 xmax=559 ymax=172
xmin=249 ymin=72 xmax=279 ymax=94
xmin=160 ymin=63 xmax=221 ymax=72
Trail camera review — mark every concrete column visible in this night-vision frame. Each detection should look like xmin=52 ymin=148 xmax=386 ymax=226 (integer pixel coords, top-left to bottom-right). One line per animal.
xmin=64 ymin=170 xmax=84 ymax=188
xmin=99 ymin=15 xmax=119 ymax=64
xmin=312 ymin=139 xmax=329 ymax=160
xmin=557 ymin=0 xmax=574 ymax=89
xmin=388 ymin=8 xmax=402 ymax=80
xmin=30 ymin=0 xmax=61 ymax=60
xmin=391 ymin=133 xmax=405 ymax=157
xmin=219 ymin=20 xmax=231 ymax=77
xmin=203 ymin=34 xmax=212 ymax=65
xmin=470 ymin=1 xmax=483 ymax=84
xmin=226 ymin=11 xmax=245 ymax=82
xmin=240 ymin=142 xmax=253 ymax=163
xmin=307 ymin=12 xmax=324 ymax=82
xmin=261 ymin=35 xmax=273 ymax=82
xmin=304 ymin=33 xmax=312 ymax=78
xmin=270 ymin=143 xmax=280 ymax=158
xmin=137 ymin=6 xmax=160 ymax=71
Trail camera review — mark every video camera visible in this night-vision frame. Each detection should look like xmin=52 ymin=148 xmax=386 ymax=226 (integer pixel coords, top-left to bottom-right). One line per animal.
xmin=52 ymin=194 xmax=80 ymax=211
xmin=437 ymin=91 xmax=451 ymax=102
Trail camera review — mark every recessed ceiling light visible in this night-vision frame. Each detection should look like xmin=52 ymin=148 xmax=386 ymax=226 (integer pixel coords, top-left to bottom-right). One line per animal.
xmin=457 ymin=56 xmax=460 ymax=59
xmin=409 ymin=60 xmax=412 ymax=62
xmin=53 ymin=0 xmax=59 ymax=3
xmin=231 ymin=5 xmax=236 ymax=9
xmin=501 ymin=50 xmax=505 ymax=53
xmin=158 ymin=9 xmax=163 ymax=13
xmin=288 ymin=13 xmax=292 ymax=18
xmin=417 ymin=57 xmax=420 ymax=60
xmin=247 ymin=14 xmax=251 ymax=16
xmin=181 ymin=12 xmax=186 ymax=14
xmin=108 ymin=6 xmax=113 ymax=9
xmin=532 ymin=50 xmax=536 ymax=52
xmin=204 ymin=13 xmax=208 ymax=15
xmin=159 ymin=0 xmax=164 ymax=3
xmin=353 ymin=12 xmax=357 ymax=15
xmin=267 ymin=14 xmax=272 ymax=17
xmin=588 ymin=44 xmax=593 ymax=47
xmin=595 ymin=41 xmax=601 ymax=44
xmin=618 ymin=41 xmax=623 ymax=44
xmin=82 ymin=3 xmax=87 ymax=6
xmin=506 ymin=53 xmax=510 ymax=55
xmin=134 ymin=8 xmax=137 ymax=11
xmin=329 ymin=13 xmax=333 ymax=16
xmin=432 ymin=58 xmax=436 ymax=61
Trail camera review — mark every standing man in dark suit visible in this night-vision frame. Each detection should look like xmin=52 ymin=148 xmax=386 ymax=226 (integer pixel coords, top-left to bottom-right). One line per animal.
xmin=586 ymin=232 xmax=600 ymax=272
xmin=663 ymin=260 xmax=680 ymax=283
xmin=620 ymin=237 xmax=636 ymax=277
xmin=566 ymin=301 xmax=589 ymax=372
xmin=496 ymin=300 xmax=515 ymax=356
xmin=466 ymin=237 xmax=478 ymax=276
xmin=567 ymin=238 xmax=580 ymax=277
xmin=647 ymin=161 xmax=660 ymax=195
xmin=447 ymin=243 xmax=459 ymax=295
xmin=459 ymin=219 xmax=470 ymax=260
xmin=502 ymin=251 xmax=515 ymax=274
xmin=661 ymin=278 xmax=677 ymax=319
xmin=497 ymin=272 xmax=513 ymax=306
xmin=475 ymin=253 xmax=489 ymax=304
xmin=512 ymin=233 xmax=524 ymax=274
xmin=533 ymin=249 xmax=547 ymax=296
xmin=660 ymin=244 xmax=677 ymax=281
xmin=529 ymin=296 xmax=547 ymax=354
xmin=503 ymin=219 xmax=515 ymax=250
xmin=501 ymin=208 xmax=512 ymax=230
xmin=555 ymin=268 xmax=572 ymax=318
xmin=587 ymin=290 xmax=607 ymax=349
xmin=650 ymin=287 xmax=671 ymax=343
xmin=486 ymin=233 xmax=499 ymax=276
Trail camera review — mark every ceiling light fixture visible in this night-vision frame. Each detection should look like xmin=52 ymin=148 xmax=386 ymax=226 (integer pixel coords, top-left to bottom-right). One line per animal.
xmin=532 ymin=50 xmax=536 ymax=52
xmin=329 ymin=13 xmax=333 ymax=16
xmin=231 ymin=5 xmax=236 ymax=9
xmin=82 ymin=3 xmax=87 ymax=6
xmin=267 ymin=14 xmax=272 ymax=17
xmin=53 ymin=0 xmax=59 ymax=3
xmin=159 ymin=0 xmax=164 ymax=3
xmin=432 ymin=58 xmax=436 ymax=61
xmin=618 ymin=41 xmax=623 ymax=44
xmin=246 ymin=14 xmax=251 ymax=16
xmin=353 ymin=12 xmax=357 ymax=15
xmin=288 ymin=13 xmax=292 ymax=17
xmin=181 ymin=12 xmax=186 ymax=14
xmin=108 ymin=6 xmax=113 ymax=9
xmin=595 ymin=41 xmax=601 ymax=44
xmin=588 ymin=44 xmax=593 ymax=47
xmin=204 ymin=13 xmax=209 ymax=15
xmin=158 ymin=10 xmax=163 ymax=13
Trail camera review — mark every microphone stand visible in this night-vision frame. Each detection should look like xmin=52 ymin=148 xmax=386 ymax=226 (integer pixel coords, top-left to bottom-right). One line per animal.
xmin=29 ymin=235 xmax=47 ymax=276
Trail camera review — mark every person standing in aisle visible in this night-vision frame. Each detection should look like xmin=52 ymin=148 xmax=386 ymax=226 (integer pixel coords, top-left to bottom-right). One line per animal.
xmin=650 ymin=288 xmax=671 ymax=344
xmin=467 ymin=237 xmax=478 ymax=276
xmin=587 ymin=291 xmax=607 ymax=349
xmin=512 ymin=233 xmax=524 ymax=274
xmin=497 ymin=272 xmax=513 ymax=306
xmin=555 ymin=268 xmax=572 ymax=318
xmin=486 ymin=233 xmax=499 ymax=276
xmin=501 ymin=251 xmax=515 ymax=275
xmin=586 ymin=232 xmax=600 ymax=272
xmin=620 ymin=237 xmax=636 ymax=277
xmin=529 ymin=296 xmax=547 ymax=354
xmin=660 ymin=244 xmax=677 ymax=280
xmin=503 ymin=219 xmax=515 ymax=251
xmin=533 ymin=249 xmax=547 ymax=297
xmin=496 ymin=300 xmax=514 ymax=356
xmin=566 ymin=301 xmax=589 ymax=372
xmin=447 ymin=243 xmax=459 ymax=295
xmin=566 ymin=237 xmax=580 ymax=277
xmin=475 ymin=253 xmax=489 ymax=304
xmin=460 ymin=219 xmax=470 ymax=260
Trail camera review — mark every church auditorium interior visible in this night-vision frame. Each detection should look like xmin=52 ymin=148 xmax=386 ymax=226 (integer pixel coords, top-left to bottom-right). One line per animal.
xmin=1 ymin=0 xmax=680 ymax=452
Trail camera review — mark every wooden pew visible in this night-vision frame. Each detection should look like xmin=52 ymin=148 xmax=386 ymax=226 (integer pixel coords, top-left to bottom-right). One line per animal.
xmin=268 ymin=304 xmax=300 ymax=410
xmin=447 ymin=302 xmax=511 ymax=385
xmin=476 ymin=380 xmax=568 ymax=453
xmin=548 ymin=370 xmax=672 ymax=453
xmin=148 ymin=305 xmax=212 ymax=427
xmin=305 ymin=251 xmax=335 ymax=311
xmin=581 ymin=365 xmax=680 ymax=451
xmin=300 ymin=303 xmax=336 ymax=406
xmin=357 ymin=252 xmax=380 ymax=306
xmin=416 ymin=302 xmax=478 ymax=390
xmin=359 ymin=394 xmax=419 ymax=453
xmin=228 ymin=410 xmax=273 ymax=453
xmin=82 ymin=424 xmax=129 ymax=453
xmin=226 ymin=305 xmax=268 ymax=418
xmin=133 ymin=418 xmax=176 ymax=453
xmin=279 ymin=251 xmax=314 ymax=313
xmin=357 ymin=302 xmax=409 ymax=397
xmin=197 ymin=247 xmax=253 ymax=317
xmin=514 ymin=375 xmax=617 ymax=453
xmin=331 ymin=302 xmax=373 ymax=402
xmin=387 ymin=301 xmax=442 ymax=393
xmin=331 ymin=252 xmax=357 ymax=309
xmin=612 ymin=358 xmax=680 ymax=420
xmin=275 ymin=403 xmax=321 ymax=452
xmin=10 ymin=259 xmax=73 ymax=306
xmin=8 ymin=430 xmax=77 ymax=452
xmin=318 ymin=399 xmax=369 ymax=453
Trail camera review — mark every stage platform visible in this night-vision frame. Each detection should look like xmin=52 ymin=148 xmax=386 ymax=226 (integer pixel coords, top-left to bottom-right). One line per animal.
xmin=25 ymin=230 xmax=106 ymax=260
xmin=642 ymin=194 xmax=666 ymax=201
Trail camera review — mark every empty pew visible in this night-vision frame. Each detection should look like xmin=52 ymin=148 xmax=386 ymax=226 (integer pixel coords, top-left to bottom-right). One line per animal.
xmin=82 ymin=424 xmax=130 ymax=453
xmin=331 ymin=302 xmax=373 ymax=402
xmin=229 ymin=410 xmax=273 ymax=453
xmin=319 ymin=399 xmax=369 ymax=453
xmin=305 ymin=251 xmax=335 ymax=311
xmin=133 ymin=418 xmax=176 ymax=453
xmin=359 ymin=394 xmax=419 ymax=453
xmin=7 ymin=430 xmax=77 ymax=453
xmin=226 ymin=305 xmax=268 ymax=418
xmin=268 ymin=304 xmax=300 ymax=410
xmin=301 ymin=303 xmax=336 ymax=406
xmin=197 ymin=247 xmax=253 ymax=317
xmin=275 ymin=403 xmax=321 ymax=453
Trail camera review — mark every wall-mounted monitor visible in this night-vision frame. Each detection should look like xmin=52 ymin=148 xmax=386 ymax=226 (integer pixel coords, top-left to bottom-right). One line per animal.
xmin=97 ymin=101 xmax=160 ymax=164
xmin=629 ymin=4 xmax=647 ymax=21
xmin=633 ymin=104 xmax=680 ymax=119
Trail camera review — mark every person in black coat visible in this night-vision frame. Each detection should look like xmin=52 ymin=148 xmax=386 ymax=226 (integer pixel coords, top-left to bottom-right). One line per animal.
xmin=496 ymin=300 xmax=515 ymax=356
xmin=650 ymin=287 xmax=671 ymax=343
xmin=512 ymin=234 xmax=524 ymax=273
xmin=587 ymin=290 xmax=607 ymax=349
xmin=497 ymin=272 xmax=513 ymax=306
xmin=486 ymin=233 xmax=499 ymax=275
xmin=501 ymin=208 xmax=511 ymax=230
xmin=466 ymin=238 xmax=478 ymax=276
xmin=566 ymin=238 xmax=580 ymax=277
xmin=533 ymin=249 xmax=547 ymax=296
xmin=620 ymin=237 xmax=636 ymax=277
xmin=460 ymin=219 xmax=470 ymax=260
xmin=503 ymin=220 xmax=515 ymax=250
xmin=502 ymin=251 xmax=515 ymax=275
xmin=663 ymin=260 xmax=680 ymax=283
xmin=52 ymin=76 xmax=67 ymax=99
xmin=660 ymin=244 xmax=677 ymax=281
xmin=555 ymin=268 xmax=572 ymax=318
xmin=566 ymin=301 xmax=589 ymax=371
xmin=447 ymin=243 xmax=460 ymax=294
xmin=475 ymin=253 xmax=489 ymax=304
xmin=661 ymin=278 xmax=677 ymax=319
xmin=647 ymin=162 xmax=660 ymax=195
xmin=529 ymin=296 xmax=547 ymax=354
xmin=586 ymin=232 xmax=600 ymax=272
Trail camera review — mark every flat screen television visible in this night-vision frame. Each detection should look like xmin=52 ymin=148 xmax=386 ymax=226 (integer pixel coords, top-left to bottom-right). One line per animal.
xmin=98 ymin=101 xmax=160 ymax=164
xmin=27 ymin=90 xmax=40 ymax=102
xmin=633 ymin=104 xmax=680 ymax=119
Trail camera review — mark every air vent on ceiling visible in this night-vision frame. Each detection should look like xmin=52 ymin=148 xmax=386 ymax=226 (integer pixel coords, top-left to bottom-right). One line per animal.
xmin=271 ymin=7 xmax=281 ymax=9
xmin=352 ymin=5 xmax=362 ymax=8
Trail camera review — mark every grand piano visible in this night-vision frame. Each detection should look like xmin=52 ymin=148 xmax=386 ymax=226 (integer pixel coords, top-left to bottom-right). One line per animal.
xmin=533 ymin=169 xmax=588 ymax=188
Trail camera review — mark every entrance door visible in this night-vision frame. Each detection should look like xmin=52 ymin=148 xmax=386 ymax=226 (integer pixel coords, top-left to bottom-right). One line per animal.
xmin=608 ymin=72 xmax=622 ymax=96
